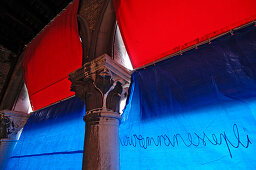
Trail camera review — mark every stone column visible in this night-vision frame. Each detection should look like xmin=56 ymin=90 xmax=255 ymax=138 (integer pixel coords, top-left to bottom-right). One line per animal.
xmin=69 ymin=54 xmax=130 ymax=170
xmin=0 ymin=110 xmax=29 ymax=170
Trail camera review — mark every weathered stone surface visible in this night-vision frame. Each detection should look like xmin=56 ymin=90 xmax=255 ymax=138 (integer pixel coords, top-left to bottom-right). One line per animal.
xmin=79 ymin=0 xmax=106 ymax=31
xmin=0 ymin=46 xmax=16 ymax=100
xmin=69 ymin=54 xmax=130 ymax=114
xmin=69 ymin=54 xmax=130 ymax=170
xmin=0 ymin=110 xmax=29 ymax=140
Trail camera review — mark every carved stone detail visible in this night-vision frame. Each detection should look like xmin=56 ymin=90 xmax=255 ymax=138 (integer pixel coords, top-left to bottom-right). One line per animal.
xmin=69 ymin=54 xmax=131 ymax=114
xmin=79 ymin=0 xmax=106 ymax=31
xmin=0 ymin=110 xmax=29 ymax=140
xmin=77 ymin=0 xmax=116 ymax=63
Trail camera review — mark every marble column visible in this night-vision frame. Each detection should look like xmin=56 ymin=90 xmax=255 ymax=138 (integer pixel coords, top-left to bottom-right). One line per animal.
xmin=69 ymin=54 xmax=130 ymax=170
xmin=0 ymin=110 xmax=29 ymax=170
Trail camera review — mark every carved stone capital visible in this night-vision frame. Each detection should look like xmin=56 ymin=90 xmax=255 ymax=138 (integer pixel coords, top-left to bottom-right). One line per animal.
xmin=0 ymin=110 xmax=29 ymax=140
xmin=69 ymin=54 xmax=131 ymax=114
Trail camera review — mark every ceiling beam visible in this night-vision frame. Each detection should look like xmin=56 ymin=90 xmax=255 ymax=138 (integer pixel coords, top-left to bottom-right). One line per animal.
xmin=28 ymin=0 xmax=55 ymax=19
xmin=0 ymin=22 xmax=28 ymax=44
xmin=1 ymin=13 xmax=35 ymax=36
xmin=2 ymin=0 xmax=45 ymax=31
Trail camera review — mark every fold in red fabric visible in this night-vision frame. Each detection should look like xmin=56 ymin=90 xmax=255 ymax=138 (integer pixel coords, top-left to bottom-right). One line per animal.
xmin=113 ymin=0 xmax=256 ymax=68
xmin=23 ymin=0 xmax=82 ymax=111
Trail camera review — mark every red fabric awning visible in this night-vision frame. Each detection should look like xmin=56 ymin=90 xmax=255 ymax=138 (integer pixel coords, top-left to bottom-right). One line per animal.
xmin=114 ymin=0 xmax=256 ymax=68
xmin=23 ymin=0 xmax=82 ymax=111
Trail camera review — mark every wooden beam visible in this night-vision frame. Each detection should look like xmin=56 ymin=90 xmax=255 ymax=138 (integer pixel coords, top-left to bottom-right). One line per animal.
xmin=2 ymin=0 xmax=45 ymax=30
xmin=2 ymin=13 xmax=35 ymax=35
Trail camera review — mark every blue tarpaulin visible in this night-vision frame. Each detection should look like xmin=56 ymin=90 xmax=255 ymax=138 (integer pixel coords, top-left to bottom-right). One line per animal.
xmin=6 ymin=97 xmax=85 ymax=170
xmin=5 ymin=24 xmax=256 ymax=170
xmin=120 ymin=24 xmax=256 ymax=169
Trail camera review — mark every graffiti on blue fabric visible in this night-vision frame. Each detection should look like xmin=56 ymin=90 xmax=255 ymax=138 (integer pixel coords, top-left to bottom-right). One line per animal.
xmin=120 ymin=124 xmax=251 ymax=158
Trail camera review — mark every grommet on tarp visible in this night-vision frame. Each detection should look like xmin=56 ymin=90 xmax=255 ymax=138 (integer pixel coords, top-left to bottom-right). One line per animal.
xmin=179 ymin=46 xmax=183 ymax=55
xmin=208 ymin=39 xmax=212 ymax=44
xmin=230 ymin=30 xmax=234 ymax=36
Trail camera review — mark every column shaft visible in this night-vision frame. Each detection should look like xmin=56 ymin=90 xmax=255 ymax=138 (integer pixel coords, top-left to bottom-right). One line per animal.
xmin=83 ymin=111 xmax=120 ymax=170
xmin=69 ymin=54 xmax=130 ymax=170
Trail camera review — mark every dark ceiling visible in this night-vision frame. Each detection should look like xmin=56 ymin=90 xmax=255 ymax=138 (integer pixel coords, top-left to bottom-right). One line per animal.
xmin=0 ymin=0 xmax=72 ymax=54
xmin=0 ymin=0 xmax=72 ymax=105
